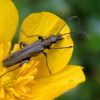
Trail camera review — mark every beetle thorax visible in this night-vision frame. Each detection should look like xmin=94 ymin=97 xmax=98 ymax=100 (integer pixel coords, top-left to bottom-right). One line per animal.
xmin=41 ymin=34 xmax=63 ymax=48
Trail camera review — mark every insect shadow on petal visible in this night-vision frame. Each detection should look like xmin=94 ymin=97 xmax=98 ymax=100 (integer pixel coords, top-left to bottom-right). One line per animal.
xmin=67 ymin=16 xmax=88 ymax=44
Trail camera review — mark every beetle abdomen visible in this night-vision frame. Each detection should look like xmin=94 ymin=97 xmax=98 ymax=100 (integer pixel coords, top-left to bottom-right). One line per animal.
xmin=3 ymin=42 xmax=44 ymax=67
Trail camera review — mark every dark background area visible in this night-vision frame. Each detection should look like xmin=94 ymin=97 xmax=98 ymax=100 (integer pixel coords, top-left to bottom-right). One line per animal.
xmin=13 ymin=0 xmax=100 ymax=100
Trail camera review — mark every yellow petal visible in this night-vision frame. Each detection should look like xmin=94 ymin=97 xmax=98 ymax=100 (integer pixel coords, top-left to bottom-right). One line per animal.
xmin=3 ymin=42 xmax=11 ymax=59
xmin=0 ymin=87 xmax=4 ymax=98
xmin=19 ymin=12 xmax=73 ymax=76
xmin=0 ymin=0 xmax=19 ymax=42
xmin=0 ymin=42 xmax=11 ymax=63
xmin=29 ymin=65 xmax=85 ymax=100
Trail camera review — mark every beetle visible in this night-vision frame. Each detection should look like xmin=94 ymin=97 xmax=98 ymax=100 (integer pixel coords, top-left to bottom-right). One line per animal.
xmin=2 ymin=24 xmax=73 ymax=74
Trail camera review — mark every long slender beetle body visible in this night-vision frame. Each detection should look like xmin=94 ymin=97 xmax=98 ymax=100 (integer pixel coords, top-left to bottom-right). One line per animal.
xmin=2 ymin=24 xmax=73 ymax=74
xmin=3 ymin=34 xmax=64 ymax=67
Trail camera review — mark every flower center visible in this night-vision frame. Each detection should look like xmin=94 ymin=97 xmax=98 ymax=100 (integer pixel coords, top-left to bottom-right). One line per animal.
xmin=0 ymin=42 xmax=39 ymax=99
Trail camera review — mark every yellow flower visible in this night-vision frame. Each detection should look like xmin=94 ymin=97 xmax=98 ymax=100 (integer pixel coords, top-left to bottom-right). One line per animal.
xmin=0 ymin=0 xmax=85 ymax=100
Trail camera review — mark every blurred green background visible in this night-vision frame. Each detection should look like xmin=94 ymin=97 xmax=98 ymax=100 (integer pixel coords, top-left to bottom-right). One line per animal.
xmin=13 ymin=0 xmax=100 ymax=100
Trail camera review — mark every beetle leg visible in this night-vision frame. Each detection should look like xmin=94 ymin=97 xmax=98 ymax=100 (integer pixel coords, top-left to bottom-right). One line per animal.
xmin=22 ymin=30 xmax=47 ymax=39
xmin=42 ymin=52 xmax=51 ymax=75
xmin=19 ymin=59 xmax=29 ymax=66
xmin=38 ymin=35 xmax=47 ymax=40
xmin=38 ymin=36 xmax=44 ymax=40
xmin=20 ymin=42 xmax=28 ymax=48
xmin=49 ymin=46 xmax=73 ymax=50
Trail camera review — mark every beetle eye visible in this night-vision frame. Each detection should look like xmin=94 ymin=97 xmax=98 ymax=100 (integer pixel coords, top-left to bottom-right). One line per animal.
xmin=57 ymin=34 xmax=63 ymax=40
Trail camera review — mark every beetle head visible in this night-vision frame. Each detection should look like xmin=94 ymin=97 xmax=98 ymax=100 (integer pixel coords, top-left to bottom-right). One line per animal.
xmin=50 ymin=34 xmax=63 ymax=43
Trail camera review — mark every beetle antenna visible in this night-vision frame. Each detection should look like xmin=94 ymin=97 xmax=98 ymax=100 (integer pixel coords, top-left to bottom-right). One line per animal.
xmin=56 ymin=23 xmax=67 ymax=35
xmin=60 ymin=33 xmax=70 ymax=36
